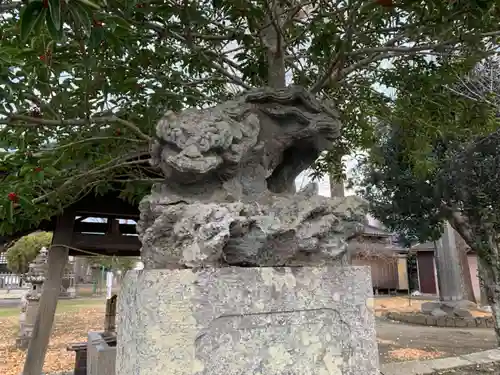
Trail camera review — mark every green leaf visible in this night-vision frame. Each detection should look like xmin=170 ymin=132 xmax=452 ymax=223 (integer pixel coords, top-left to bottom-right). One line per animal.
xmin=68 ymin=2 xmax=93 ymax=35
xmin=43 ymin=166 xmax=59 ymax=176
xmin=6 ymin=201 xmax=13 ymax=223
xmin=19 ymin=165 xmax=33 ymax=177
xmin=18 ymin=195 xmax=34 ymax=208
xmin=106 ymin=15 xmax=131 ymax=30
xmin=88 ymin=26 xmax=105 ymax=51
xmin=46 ymin=10 xmax=63 ymax=40
xmin=48 ymin=0 xmax=61 ymax=30
xmin=20 ymin=1 xmax=44 ymax=42
xmin=75 ymin=0 xmax=100 ymax=10
xmin=34 ymin=171 xmax=44 ymax=181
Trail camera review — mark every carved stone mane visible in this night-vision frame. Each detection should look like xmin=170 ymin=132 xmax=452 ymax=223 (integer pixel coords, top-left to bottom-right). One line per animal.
xmin=150 ymin=86 xmax=340 ymax=195
xmin=139 ymin=86 xmax=365 ymax=269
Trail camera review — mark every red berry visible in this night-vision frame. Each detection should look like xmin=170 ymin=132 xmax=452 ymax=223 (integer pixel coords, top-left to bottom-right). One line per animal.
xmin=39 ymin=55 xmax=46 ymax=61
xmin=8 ymin=192 xmax=18 ymax=202
xmin=34 ymin=167 xmax=42 ymax=173
xmin=93 ymin=20 xmax=103 ymax=27
xmin=136 ymin=3 xmax=144 ymax=7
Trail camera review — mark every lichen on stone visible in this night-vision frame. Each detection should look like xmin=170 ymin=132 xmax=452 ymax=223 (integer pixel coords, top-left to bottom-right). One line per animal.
xmin=139 ymin=86 xmax=365 ymax=269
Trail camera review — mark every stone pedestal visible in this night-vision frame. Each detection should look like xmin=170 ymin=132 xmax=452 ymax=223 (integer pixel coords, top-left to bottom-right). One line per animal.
xmin=117 ymin=266 xmax=379 ymax=375
xmin=87 ymin=331 xmax=116 ymax=375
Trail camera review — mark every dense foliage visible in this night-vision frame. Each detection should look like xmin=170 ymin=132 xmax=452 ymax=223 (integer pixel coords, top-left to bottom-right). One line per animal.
xmin=91 ymin=255 xmax=138 ymax=273
xmin=440 ymin=129 xmax=500 ymax=258
xmin=5 ymin=231 xmax=52 ymax=273
xmin=1 ymin=0 xmax=499 ymax=234
xmin=357 ymin=58 xmax=499 ymax=246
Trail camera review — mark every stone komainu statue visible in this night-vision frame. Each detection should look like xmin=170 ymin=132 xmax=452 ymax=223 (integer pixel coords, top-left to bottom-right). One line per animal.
xmin=139 ymin=86 xmax=365 ymax=269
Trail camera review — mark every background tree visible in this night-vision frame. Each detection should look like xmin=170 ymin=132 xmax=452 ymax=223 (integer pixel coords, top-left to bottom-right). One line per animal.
xmin=0 ymin=0 xmax=499 ymax=236
xmin=357 ymin=56 xmax=498 ymax=240
xmin=357 ymin=58 xmax=500 ymax=341
xmin=5 ymin=231 xmax=52 ymax=273
xmin=91 ymin=255 xmax=138 ymax=274
xmin=439 ymin=129 xmax=500 ymax=343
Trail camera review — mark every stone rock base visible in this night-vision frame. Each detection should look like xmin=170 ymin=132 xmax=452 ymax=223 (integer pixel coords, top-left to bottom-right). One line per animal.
xmin=421 ymin=300 xmax=478 ymax=318
xmin=386 ymin=311 xmax=494 ymax=328
xmin=117 ymin=266 xmax=379 ymax=375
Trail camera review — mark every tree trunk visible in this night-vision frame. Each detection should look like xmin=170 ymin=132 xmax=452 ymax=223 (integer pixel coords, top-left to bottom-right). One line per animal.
xmin=329 ymin=173 xmax=344 ymax=198
xmin=261 ymin=2 xmax=286 ymax=89
xmin=438 ymin=206 xmax=500 ymax=344
xmin=22 ymin=211 xmax=74 ymax=375
xmin=458 ymin=246 xmax=477 ymax=302
xmin=477 ymin=259 xmax=490 ymax=306
xmin=480 ymin=255 xmax=500 ymax=345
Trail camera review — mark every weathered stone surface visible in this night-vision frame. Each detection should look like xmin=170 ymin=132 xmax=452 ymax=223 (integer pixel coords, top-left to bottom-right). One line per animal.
xmin=446 ymin=317 xmax=457 ymax=327
xmin=138 ymin=86 xmax=366 ymax=269
xmin=476 ymin=317 xmax=488 ymax=328
xmin=436 ymin=316 xmax=447 ymax=327
xmin=453 ymin=307 xmax=473 ymax=318
xmin=425 ymin=316 xmax=437 ymax=326
xmin=454 ymin=317 xmax=469 ymax=327
xmin=116 ymin=266 xmax=379 ymax=375
xmin=421 ymin=302 xmax=440 ymax=314
xmin=442 ymin=300 xmax=477 ymax=310
xmin=431 ymin=308 xmax=448 ymax=317
xmin=87 ymin=331 xmax=116 ymax=375
xmin=466 ymin=319 xmax=477 ymax=328
xmin=140 ymin=192 xmax=365 ymax=269
xmin=413 ymin=314 xmax=428 ymax=325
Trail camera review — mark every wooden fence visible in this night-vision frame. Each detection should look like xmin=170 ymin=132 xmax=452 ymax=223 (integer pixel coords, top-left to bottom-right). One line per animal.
xmin=0 ymin=272 xmax=24 ymax=289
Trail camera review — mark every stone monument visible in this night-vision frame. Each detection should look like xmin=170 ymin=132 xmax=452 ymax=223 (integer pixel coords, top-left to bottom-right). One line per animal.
xmin=421 ymin=222 xmax=477 ymax=318
xmin=60 ymin=258 xmax=76 ymax=298
xmin=17 ymin=247 xmax=48 ymax=349
xmin=117 ymin=86 xmax=379 ymax=374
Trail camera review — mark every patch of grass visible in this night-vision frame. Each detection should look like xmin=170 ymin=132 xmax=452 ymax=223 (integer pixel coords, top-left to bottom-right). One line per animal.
xmin=0 ymin=298 xmax=105 ymax=318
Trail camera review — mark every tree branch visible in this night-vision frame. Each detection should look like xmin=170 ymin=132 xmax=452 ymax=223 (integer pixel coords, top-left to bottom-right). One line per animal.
xmin=145 ymin=23 xmax=251 ymax=90
xmin=309 ymin=0 xmax=369 ymax=93
xmin=260 ymin=0 xmax=286 ymax=88
xmin=439 ymin=202 xmax=476 ymax=250
xmin=51 ymin=136 xmax=145 ymax=151
xmin=1 ymin=115 xmax=152 ymax=142
xmin=32 ymin=159 xmax=150 ymax=205
xmin=348 ymin=30 xmax=500 ymax=58
xmin=338 ymin=30 xmax=500 ymax=80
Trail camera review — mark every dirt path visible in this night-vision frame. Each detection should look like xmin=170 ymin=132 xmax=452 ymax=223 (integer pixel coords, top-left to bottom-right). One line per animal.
xmin=376 ymin=318 xmax=497 ymax=363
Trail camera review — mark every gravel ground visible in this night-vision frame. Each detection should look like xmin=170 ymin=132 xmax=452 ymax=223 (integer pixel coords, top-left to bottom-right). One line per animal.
xmin=431 ymin=362 xmax=500 ymax=374
xmin=376 ymin=318 xmax=496 ymax=363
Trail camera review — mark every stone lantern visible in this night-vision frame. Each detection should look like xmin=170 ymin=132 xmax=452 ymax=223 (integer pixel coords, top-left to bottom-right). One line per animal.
xmin=60 ymin=256 xmax=76 ymax=298
xmin=16 ymin=247 xmax=48 ymax=349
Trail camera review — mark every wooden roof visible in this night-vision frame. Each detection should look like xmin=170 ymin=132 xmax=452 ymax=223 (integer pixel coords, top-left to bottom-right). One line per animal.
xmin=0 ymin=191 xmax=141 ymax=257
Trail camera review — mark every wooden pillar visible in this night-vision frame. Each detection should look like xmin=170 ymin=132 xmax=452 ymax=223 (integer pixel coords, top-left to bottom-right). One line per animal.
xmin=104 ymin=294 xmax=117 ymax=332
xmin=22 ymin=210 xmax=75 ymax=375
xmin=329 ymin=173 xmax=344 ymax=198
